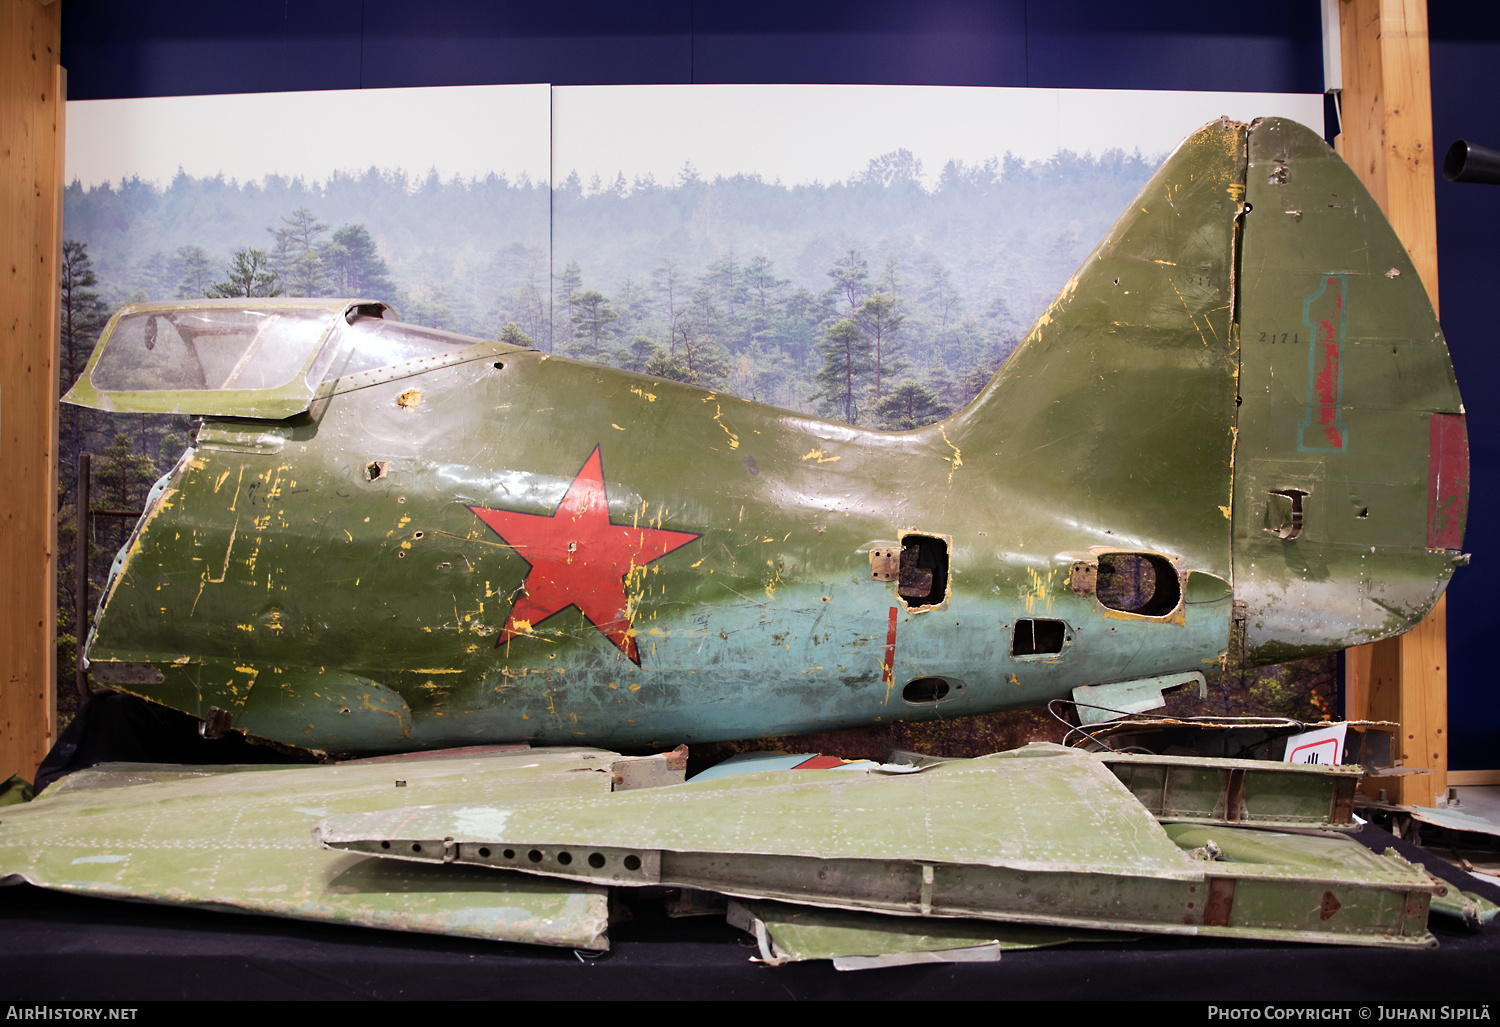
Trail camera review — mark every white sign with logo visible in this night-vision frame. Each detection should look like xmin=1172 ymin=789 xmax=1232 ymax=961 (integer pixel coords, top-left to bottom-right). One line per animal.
xmin=1283 ymin=722 xmax=1348 ymax=765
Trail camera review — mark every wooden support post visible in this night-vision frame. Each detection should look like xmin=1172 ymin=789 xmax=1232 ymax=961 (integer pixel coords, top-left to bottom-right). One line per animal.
xmin=1337 ymin=0 xmax=1448 ymax=808
xmin=0 ymin=0 xmax=63 ymax=783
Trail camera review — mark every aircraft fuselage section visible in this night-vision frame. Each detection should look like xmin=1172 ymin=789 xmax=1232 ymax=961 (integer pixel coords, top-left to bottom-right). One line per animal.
xmin=80 ymin=118 xmax=1466 ymax=755
xmin=90 ymin=344 xmax=1232 ymax=752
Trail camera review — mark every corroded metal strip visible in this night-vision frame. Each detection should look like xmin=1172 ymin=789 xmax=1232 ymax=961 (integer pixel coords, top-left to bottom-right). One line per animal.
xmin=321 ymin=837 xmax=1438 ymax=949
xmin=1225 ymin=768 xmax=1245 ymax=822
xmin=1204 ymin=877 xmax=1236 ymax=927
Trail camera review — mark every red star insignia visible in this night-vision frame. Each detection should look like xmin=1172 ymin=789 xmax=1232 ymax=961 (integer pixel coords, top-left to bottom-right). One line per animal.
xmin=469 ymin=446 xmax=700 ymax=665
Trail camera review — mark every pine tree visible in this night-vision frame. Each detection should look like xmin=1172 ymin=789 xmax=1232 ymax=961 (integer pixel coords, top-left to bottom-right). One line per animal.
xmin=568 ymin=290 xmax=619 ymax=360
xmin=651 ymin=257 xmax=683 ymax=333
xmin=644 ymin=347 xmax=696 ymax=385
xmin=856 ymin=291 xmax=906 ymax=402
xmin=133 ymin=250 xmax=173 ymax=300
xmin=323 ymin=224 xmax=395 ymax=298
xmin=812 ymin=318 xmax=875 ymax=425
xmin=663 ymin=308 xmax=730 ymax=389
xmin=498 ymin=323 xmax=535 ymax=348
xmin=744 ymin=255 xmax=788 ymax=349
xmin=922 ymin=262 xmax=963 ymax=331
xmin=556 ymin=259 xmax=584 ymax=331
xmin=875 ymin=379 xmax=951 ymax=430
xmin=620 ymin=336 xmax=658 ymax=373
xmin=60 ymin=242 xmax=109 ymax=398
xmin=269 ymin=207 xmax=330 ymax=296
xmin=525 ymin=246 xmax=550 ymax=347
xmin=207 ymin=249 xmax=282 ymax=298
xmin=57 ymin=242 xmax=111 ymax=687
xmin=827 ymin=249 xmax=869 ymax=313
xmin=612 ymin=276 xmax=648 ymax=341
xmin=174 ymin=245 xmax=218 ymax=298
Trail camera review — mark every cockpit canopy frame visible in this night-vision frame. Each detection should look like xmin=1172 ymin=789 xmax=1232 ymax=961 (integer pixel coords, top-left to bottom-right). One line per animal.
xmin=62 ymin=298 xmax=501 ymax=420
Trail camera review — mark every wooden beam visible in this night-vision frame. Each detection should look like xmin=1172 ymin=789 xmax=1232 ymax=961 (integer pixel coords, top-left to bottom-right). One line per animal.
xmin=0 ymin=0 xmax=62 ymax=783
xmin=1449 ymin=770 xmax=1500 ymax=786
xmin=1338 ymin=0 xmax=1448 ymax=807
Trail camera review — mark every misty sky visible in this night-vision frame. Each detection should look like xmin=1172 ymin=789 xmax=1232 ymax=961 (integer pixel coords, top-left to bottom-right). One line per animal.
xmin=66 ymin=83 xmax=1323 ymax=192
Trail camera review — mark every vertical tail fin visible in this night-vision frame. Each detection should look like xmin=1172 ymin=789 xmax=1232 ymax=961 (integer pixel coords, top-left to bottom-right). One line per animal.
xmin=948 ymin=116 xmax=1465 ymax=666
xmin=948 ymin=118 xmax=1245 ymax=585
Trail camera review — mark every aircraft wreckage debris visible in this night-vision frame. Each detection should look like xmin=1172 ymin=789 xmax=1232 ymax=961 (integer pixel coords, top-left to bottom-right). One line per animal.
xmin=314 ymin=744 xmax=1444 ymax=951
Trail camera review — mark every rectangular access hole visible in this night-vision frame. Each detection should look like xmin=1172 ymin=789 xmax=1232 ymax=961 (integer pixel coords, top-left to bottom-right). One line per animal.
xmin=1012 ymin=618 xmax=1066 ymax=657
xmin=897 ymin=534 xmax=949 ymax=609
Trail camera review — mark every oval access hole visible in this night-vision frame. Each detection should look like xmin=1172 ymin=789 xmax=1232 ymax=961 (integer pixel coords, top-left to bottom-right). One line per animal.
xmin=380 ymin=841 xmax=390 ymax=850
xmin=411 ymin=843 xmax=422 ymax=853
xmin=528 ymin=849 xmax=543 ymax=863
xmin=478 ymin=847 xmax=491 ymax=858
xmin=902 ymin=677 xmax=950 ymax=704
xmin=503 ymin=848 xmax=515 ymax=859
xmin=557 ymin=851 xmax=573 ymax=866
xmin=588 ymin=852 xmax=606 ymax=869
xmin=623 ymin=854 xmax=642 ymax=872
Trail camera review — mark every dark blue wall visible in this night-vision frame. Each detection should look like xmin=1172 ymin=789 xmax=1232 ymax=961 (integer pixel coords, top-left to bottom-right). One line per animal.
xmin=59 ymin=2 xmax=1498 ymax=767
xmin=1430 ymin=7 xmax=1500 ymax=771
xmin=60 ymin=2 xmax=1324 ymax=97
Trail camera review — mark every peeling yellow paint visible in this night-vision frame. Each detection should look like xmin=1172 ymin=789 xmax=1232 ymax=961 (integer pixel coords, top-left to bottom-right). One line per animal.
xmin=711 ymin=403 xmax=740 ymax=449
xmin=1219 ymin=505 xmax=1232 ymax=520
xmin=397 ymin=389 xmax=422 ymax=410
xmin=1022 ymin=566 xmax=1054 ymax=617
xmin=227 ymin=466 xmax=245 ymax=513
xmin=938 ymin=425 xmax=963 ymax=485
xmin=800 ymin=448 xmax=840 ymax=464
xmin=630 ymin=386 xmax=657 ymax=402
xmin=611 ymin=423 xmax=624 ymax=430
